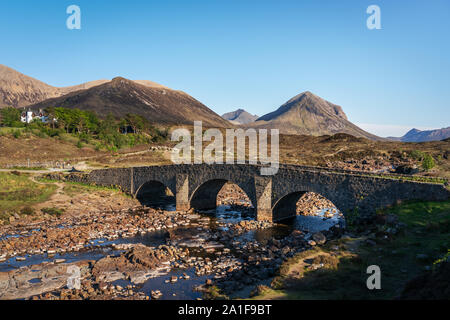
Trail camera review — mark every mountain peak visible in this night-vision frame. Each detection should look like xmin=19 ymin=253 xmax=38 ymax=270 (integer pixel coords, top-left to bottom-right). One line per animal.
xmin=406 ymin=128 xmax=421 ymax=134
xmin=258 ymin=90 xmax=348 ymax=122
xmin=110 ymin=76 xmax=134 ymax=86
xmin=222 ymin=109 xmax=259 ymax=125
xmin=248 ymin=91 xmax=379 ymax=140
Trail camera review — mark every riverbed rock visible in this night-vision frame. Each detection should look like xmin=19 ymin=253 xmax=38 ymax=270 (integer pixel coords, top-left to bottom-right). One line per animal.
xmin=0 ymin=261 xmax=91 ymax=300
xmin=312 ymin=232 xmax=327 ymax=245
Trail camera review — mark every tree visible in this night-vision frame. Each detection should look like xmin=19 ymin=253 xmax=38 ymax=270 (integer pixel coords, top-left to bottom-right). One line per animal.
xmin=0 ymin=107 xmax=23 ymax=127
xmin=83 ymin=110 xmax=100 ymax=134
xmin=422 ymin=153 xmax=435 ymax=171
xmin=44 ymin=107 xmax=57 ymax=129
xmin=125 ymin=113 xmax=147 ymax=134
xmin=54 ymin=107 xmax=70 ymax=132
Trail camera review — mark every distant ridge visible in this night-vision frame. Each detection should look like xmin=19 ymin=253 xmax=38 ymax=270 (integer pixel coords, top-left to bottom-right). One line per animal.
xmin=388 ymin=127 xmax=450 ymax=142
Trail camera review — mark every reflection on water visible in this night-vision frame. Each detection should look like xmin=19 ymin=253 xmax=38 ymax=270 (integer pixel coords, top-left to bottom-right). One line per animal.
xmin=141 ymin=197 xmax=176 ymax=211
xmin=204 ymin=205 xmax=344 ymax=243
xmin=138 ymin=268 xmax=210 ymax=300
xmin=202 ymin=205 xmax=255 ymax=224
xmin=283 ymin=208 xmax=344 ymax=234
xmin=0 ymin=249 xmax=112 ymax=273
xmin=0 ymin=230 xmax=170 ymax=273
xmin=238 ymin=226 xmax=291 ymax=245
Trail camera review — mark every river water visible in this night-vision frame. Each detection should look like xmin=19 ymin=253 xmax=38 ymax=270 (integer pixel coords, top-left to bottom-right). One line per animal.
xmin=0 ymin=203 xmax=344 ymax=299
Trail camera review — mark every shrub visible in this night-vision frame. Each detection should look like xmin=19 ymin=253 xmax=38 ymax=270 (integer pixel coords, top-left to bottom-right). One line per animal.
xmin=79 ymin=132 xmax=90 ymax=143
xmin=41 ymin=207 xmax=65 ymax=217
xmin=95 ymin=143 xmax=102 ymax=151
xmin=33 ymin=129 xmax=48 ymax=138
xmin=76 ymin=140 xmax=83 ymax=149
xmin=422 ymin=153 xmax=436 ymax=171
xmin=20 ymin=206 xmax=35 ymax=215
xmin=410 ymin=150 xmax=425 ymax=160
xmin=12 ymin=129 xmax=22 ymax=139
xmin=312 ymin=254 xmax=339 ymax=269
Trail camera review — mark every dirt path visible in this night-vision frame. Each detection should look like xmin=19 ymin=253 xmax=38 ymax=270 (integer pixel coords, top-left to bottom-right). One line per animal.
xmin=29 ymin=175 xmax=71 ymax=212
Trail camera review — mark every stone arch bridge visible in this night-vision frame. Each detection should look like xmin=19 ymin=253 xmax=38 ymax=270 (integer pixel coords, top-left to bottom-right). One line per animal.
xmin=69 ymin=164 xmax=449 ymax=222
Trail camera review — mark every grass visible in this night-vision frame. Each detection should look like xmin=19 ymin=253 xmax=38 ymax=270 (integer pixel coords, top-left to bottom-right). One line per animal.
xmin=0 ymin=127 xmax=25 ymax=135
xmin=372 ymin=174 xmax=447 ymax=185
xmin=62 ymin=181 xmax=125 ymax=197
xmin=203 ymin=286 xmax=230 ymax=300
xmin=250 ymin=200 xmax=450 ymax=300
xmin=37 ymin=176 xmax=130 ymax=198
xmin=0 ymin=172 xmax=57 ymax=223
xmin=321 ymin=169 xmax=448 ymax=185
xmin=4 ymin=166 xmax=47 ymax=171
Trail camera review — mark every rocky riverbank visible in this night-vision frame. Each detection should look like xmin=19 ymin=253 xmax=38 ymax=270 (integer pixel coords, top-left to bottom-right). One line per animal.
xmin=0 ymin=207 xmax=192 ymax=260
xmin=0 ymin=181 xmax=344 ymax=300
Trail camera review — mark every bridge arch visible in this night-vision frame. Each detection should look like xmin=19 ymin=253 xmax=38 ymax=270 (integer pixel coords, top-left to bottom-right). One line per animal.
xmin=272 ymin=191 xmax=339 ymax=222
xmin=190 ymin=179 xmax=255 ymax=211
xmin=135 ymin=180 xmax=175 ymax=207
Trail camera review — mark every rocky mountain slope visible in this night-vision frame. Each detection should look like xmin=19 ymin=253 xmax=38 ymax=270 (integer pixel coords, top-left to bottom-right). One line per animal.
xmin=0 ymin=65 xmax=181 ymax=108
xmin=28 ymin=77 xmax=231 ymax=127
xmin=222 ymin=109 xmax=259 ymax=124
xmin=0 ymin=64 xmax=111 ymax=108
xmin=246 ymin=91 xmax=380 ymax=140
xmin=1 ymin=64 xmax=230 ymax=127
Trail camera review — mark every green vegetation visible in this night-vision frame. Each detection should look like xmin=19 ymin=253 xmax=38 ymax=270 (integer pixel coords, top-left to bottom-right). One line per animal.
xmin=203 ymin=286 xmax=230 ymax=300
xmin=20 ymin=206 xmax=35 ymax=216
xmin=408 ymin=150 xmax=436 ymax=172
xmin=38 ymin=176 xmax=129 ymax=197
xmin=61 ymin=180 xmax=126 ymax=197
xmin=422 ymin=153 xmax=436 ymax=171
xmin=0 ymin=107 xmax=24 ymax=128
xmin=7 ymin=166 xmax=47 ymax=171
xmin=41 ymin=207 xmax=65 ymax=217
xmin=0 ymin=172 xmax=56 ymax=223
xmin=12 ymin=129 xmax=22 ymax=138
xmin=363 ymin=173 xmax=446 ymax=185
xmin=0 ymin=106 xmax=169 ymax=152
xmin=250 ymin=200 xmax=450 ymax=300
xmin=409 ymin=150 xmax=425 ymax=161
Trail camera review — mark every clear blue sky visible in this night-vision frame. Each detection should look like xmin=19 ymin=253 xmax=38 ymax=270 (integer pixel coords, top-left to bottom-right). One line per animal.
xmin=1 ymin=0 xmax=449 ymax=136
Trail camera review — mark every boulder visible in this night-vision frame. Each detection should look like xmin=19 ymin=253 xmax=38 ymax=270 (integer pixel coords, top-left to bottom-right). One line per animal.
xmin=312 ymin=232 xmax=327 ymax=245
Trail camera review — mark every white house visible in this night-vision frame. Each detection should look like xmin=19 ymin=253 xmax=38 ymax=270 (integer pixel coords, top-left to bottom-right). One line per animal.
xmin=21 ymin=109 xmax=48 ymax=124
